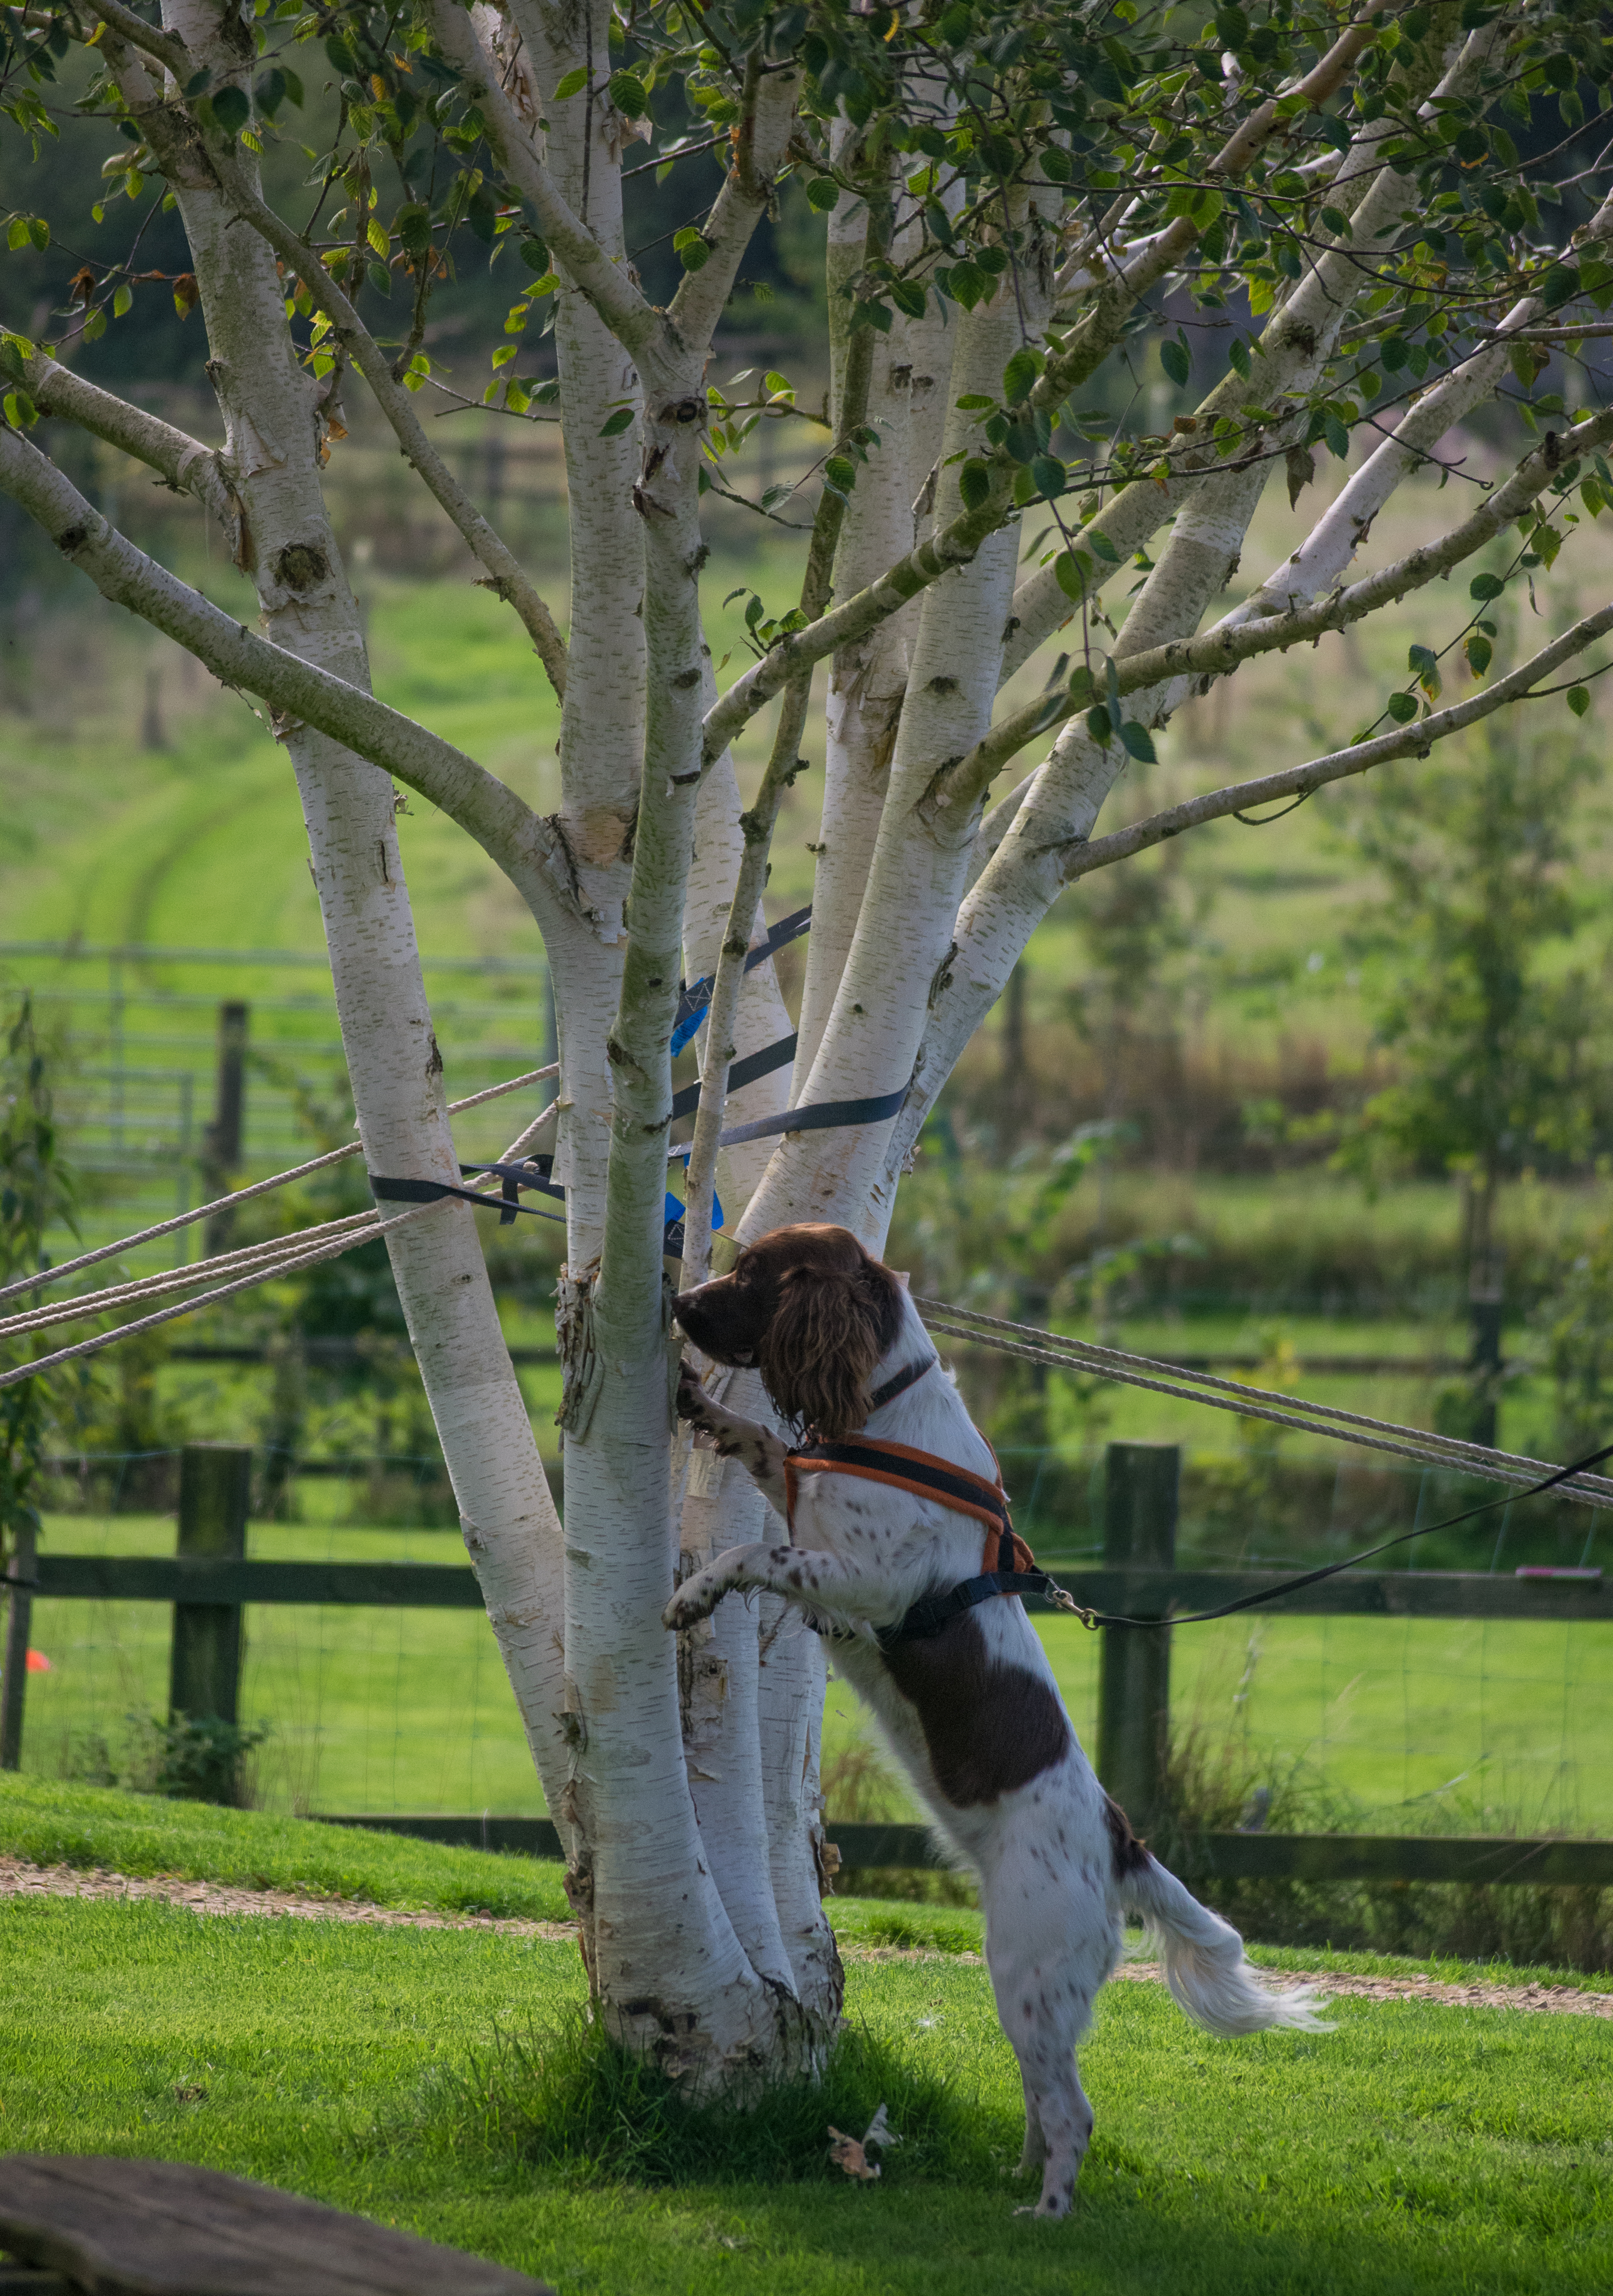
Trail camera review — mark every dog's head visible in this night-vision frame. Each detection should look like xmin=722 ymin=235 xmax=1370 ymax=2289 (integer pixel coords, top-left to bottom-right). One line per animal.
xmin=673 ymin=1223 xmax=906 ymax=1438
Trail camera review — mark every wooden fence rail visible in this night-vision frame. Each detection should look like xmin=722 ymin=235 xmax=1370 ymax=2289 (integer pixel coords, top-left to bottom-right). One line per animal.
xmin=4 ymin=1442 xmax=1611 ymax=1889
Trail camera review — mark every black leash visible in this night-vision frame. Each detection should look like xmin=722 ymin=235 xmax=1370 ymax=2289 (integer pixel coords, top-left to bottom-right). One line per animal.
xmin=1064 ymin=1438 xmax=1613 ymax=1632
xmin=873 ymin=1439 xmax=1613 ymax=1647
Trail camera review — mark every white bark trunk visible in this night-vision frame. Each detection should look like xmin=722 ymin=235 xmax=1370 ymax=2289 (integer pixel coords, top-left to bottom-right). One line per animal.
xmin=155 ymin=1 xmax=572 ymax=1809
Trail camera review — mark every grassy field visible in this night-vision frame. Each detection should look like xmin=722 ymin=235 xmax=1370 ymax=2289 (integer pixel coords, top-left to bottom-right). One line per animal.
xmin=16 ymin=1511 xmax=1612 ymax=1837
xmin=1 ymin=1784 xmax=1609 ymax=2296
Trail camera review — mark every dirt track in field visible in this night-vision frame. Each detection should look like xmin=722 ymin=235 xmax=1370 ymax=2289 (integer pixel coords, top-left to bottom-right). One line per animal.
xmin=4 ymin=1857 xmax=1610 ymax=2015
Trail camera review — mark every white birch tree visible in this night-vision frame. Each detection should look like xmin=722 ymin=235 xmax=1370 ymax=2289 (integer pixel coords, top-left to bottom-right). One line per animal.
xmin=3 ymin=0 xmax=1611 ymax=2083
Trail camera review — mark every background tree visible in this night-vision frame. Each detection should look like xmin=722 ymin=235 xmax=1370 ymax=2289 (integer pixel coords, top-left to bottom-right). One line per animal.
xmin=1343 ymin=695 xmax=1610 ymax=1433
xmin=2 ymin=0 xmax=1612 ymax=2086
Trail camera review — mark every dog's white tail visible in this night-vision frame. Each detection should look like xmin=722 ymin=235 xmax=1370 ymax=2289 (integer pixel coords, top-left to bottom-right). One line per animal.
xmin=1120 ymin=1854 xmax=1333 ymax=2036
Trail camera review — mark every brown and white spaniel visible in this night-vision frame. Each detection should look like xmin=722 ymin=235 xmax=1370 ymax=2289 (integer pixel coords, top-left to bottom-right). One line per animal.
xmin=667 ymin=1222 xmax=1326 ymax=2219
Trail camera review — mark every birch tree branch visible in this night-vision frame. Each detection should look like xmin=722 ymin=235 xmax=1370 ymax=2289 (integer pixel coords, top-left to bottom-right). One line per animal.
xmin=1038 ymin=0 xmax=1401 ymax=407
xmin=80 ymin=0 xmax=186 ymax=75
xmin=205 ymin=151 xmax=570 ymax=699
xmin=930 ymin=388 xmax=1612 ymax=823
xmin=1090 ymin=406 xmax=1613 ymax=707
xmin=424 ymin=0 xmax=670 ymax=376
xmin=1056 ymin=604 xmax=1613 ymax=886
xmin=22 ymin=346 xmax=243 ymax=553
xmin=999 ymin=9 xmax=1506 ymax=684
xmin=678 ymin=299 xmax=882 ymax=1286
xmin=665 ymin=53 xmax=799 ymax=354
xmin=700 ymin=460 xmax=1017 ymax=763
xmin=0 ymin=425 xmax=567 ymax=917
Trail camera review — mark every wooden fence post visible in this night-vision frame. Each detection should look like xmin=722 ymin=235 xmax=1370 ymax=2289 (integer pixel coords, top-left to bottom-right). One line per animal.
xmin=0 ymin=1520 xmax=38 ymax=1771
xmin=170 ymin=1444 xmax=251 ymax=1733
xmin=1097 ymin=1441 xmax=1179 ymax=1832
xmin=202 ymin=1002 xmax=248 ymax=1257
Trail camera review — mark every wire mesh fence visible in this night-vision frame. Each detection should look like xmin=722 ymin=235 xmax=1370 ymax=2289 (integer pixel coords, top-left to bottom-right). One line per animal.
xmin=8 ymin=1444 xmax=1609 ymax=1842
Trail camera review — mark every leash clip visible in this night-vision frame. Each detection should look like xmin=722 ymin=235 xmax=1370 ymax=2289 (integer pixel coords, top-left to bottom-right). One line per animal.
xmin=1044 ymin=1585 xmax=1097 ymax=1629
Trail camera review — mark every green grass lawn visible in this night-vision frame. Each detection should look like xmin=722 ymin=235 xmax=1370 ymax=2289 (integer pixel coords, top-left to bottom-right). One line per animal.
xmin=2 ymin=1784 xmax=1609 ymax=2294
xmin=20 ymin=1508 xmax=1613 ymax=1837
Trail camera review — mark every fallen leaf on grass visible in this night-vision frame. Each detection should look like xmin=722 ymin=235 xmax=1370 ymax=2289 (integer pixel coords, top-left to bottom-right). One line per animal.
xmin=828 ymin=2102 xmax=902 ymax=2180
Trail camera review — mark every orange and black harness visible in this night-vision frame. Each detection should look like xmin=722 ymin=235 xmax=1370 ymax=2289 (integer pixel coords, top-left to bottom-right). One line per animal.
xmin=782 ymin=1356 xmax=1081 ymax=1648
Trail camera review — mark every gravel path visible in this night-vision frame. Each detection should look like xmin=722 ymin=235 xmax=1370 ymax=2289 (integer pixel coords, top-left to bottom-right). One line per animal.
xmin=4 ymin=1857 xmax=1610 ymax=2015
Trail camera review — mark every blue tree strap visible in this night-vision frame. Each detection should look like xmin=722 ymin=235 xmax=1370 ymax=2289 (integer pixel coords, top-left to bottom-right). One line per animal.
xmin=670 ymin=905 xmax=813 ymax=1055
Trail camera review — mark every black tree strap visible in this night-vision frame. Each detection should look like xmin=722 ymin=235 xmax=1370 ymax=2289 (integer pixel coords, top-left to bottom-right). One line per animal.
xmin=368 ymin=1159 xmax=566 ymax=1227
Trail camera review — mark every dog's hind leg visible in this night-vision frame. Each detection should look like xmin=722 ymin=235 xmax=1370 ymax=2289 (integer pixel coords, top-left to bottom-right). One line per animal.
xmin=1008 ymin=2031 xmax=1093 ymax=2219
xmin=989 ymin=1934 xmax=1097 ymax=2216
xmin=1016 ymin=2083 xmax=1047 ymax=2179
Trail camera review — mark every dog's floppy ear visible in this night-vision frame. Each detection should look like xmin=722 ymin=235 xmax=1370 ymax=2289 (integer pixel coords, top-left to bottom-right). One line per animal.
xmin=757 ymin=1248 xmax=905 ymax=1438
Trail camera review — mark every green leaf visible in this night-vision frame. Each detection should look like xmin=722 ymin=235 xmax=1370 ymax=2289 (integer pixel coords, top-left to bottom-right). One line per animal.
xmin=1086 ymin=529 xmax=1120 ymax=564
xmin=1054 ymin=551 xmax=1089 ymax=602
xmin=1119 ymin=720 xmax=1157 ymax=764
xmin=1002 ymin=348 xmax=1038 ymax=404
xmin=1228 ymin=338 xmax=1250 ymax=380
xmin=1067 ymin=664 xmax=1096 ymax=703
xmin=113 ymin=283 xmax=132 ymax=317
xmin=889 ymin=279 xmax=927 ymax=321
xmin=955 ymin=394 xmax=994 ymax=411
xmin=1464 ymin=633 xmax=1492 ymax=677
xmin=958 ymin=458 xmax=991 ymax=510
xmin=824 ymin=454 xmax=857 ymax=492
xmin=1386 ymin=691 xmax=1419 ymax=724
xmin=598 ymin=407 xmax=635 ymax=437
xmin=946 ymin=261 xmax=987 ymax=311
xmin=805 ymin=177 xmax=841 ymax=213
xmin=1540 ymin=263 xmax=1581 ymax=311
xmin=1031 ymin=454 xmax=1065 ymax=501
xmin=1323 ymin=412 xmax=1350 ymax=460
xmin=1380 ymin=335 xmax=1408 ymax=372
xmin=1469 ymin=572 xmax=1505 ymax=602
xmin=1568 ymin=686 xmax=1591 ymax=719
xmin=1320 ymin=206 xmax=1350 ymax=240
xmin=1160 ymin=337 xmax=1189 ymax=388
xmin=26 ymin=215 xmax=49 ymax=253
xmin=396 ymin=203 xmax=432 ymax=257
xmin=212 ymin=84 xmax=250 ymax=136
xmin=554 ymin=67 xmax=588 ymax=99
xmin=608 ymin=71 xmax=647 ymax=116
xmin=1085 ymin=703 xmax=1113 ymax=745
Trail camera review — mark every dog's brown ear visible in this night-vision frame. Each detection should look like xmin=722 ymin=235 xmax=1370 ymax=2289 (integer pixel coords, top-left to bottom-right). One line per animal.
xmin=758 ymin=1251 xmax=904 ymax=1437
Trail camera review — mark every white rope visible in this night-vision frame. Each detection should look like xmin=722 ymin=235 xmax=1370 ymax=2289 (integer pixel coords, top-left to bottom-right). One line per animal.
xmin=0 ymin=1211 xmax=382 ymax=1343
xmin=916 ymin=1300 xmax=1613 ymax=1512
xmin=0 ymin=1176 xmax=524 ymax=1391
xmin=0 ymin=1060 xmax=559 ymax=1309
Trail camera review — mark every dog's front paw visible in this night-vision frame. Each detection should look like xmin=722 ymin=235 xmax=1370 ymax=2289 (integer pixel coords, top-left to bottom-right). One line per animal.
xmin=676 ymin=1362 xmax=716 ymax=1428
xmin=663 ymin=1571 xmax=728 ymax=1631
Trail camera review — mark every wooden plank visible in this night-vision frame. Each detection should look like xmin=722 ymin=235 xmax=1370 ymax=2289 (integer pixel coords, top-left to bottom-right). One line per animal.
xmin=33 ymin=1555 xmax=1613 ymax=1620
xmin=317 ymin=1814 xmax=565 ymax=1858
xmin=1035 ymin=1567 xmax=1613 ymax=1624
xmin=0 ymin=2157 xmax=554 ymax=2296
xmin=35 ymin=1558 xmax=486 ymax=1609
xmin=312 ymin=1814 xmax=1613 ymax=1888
xmin=1175 ymin=1832 xmax=1613 ymax=1886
